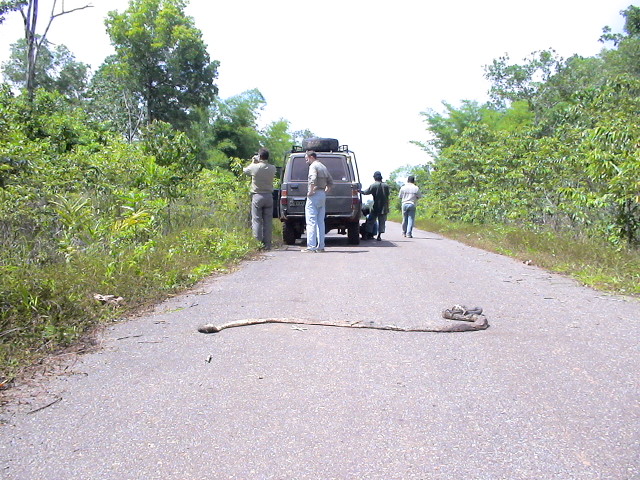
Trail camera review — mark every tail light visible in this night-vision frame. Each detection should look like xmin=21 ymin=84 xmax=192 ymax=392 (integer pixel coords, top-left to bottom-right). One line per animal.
xmin=351 ymin=185 xmax=360 ymax=206
xmin=280 ymin=188 xmax=288 ymax=206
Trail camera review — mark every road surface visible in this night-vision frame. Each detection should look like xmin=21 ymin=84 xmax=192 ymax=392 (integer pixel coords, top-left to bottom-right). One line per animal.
xmin=2 ymin=221 xmax=639 ymax=479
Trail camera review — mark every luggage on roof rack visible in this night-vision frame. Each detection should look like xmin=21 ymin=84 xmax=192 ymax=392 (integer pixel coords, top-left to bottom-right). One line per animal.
xmin=302 ymin=137 xmax=340 ymax=152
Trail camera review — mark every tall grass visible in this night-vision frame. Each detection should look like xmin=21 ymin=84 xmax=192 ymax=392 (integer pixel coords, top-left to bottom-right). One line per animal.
xmin=0 ymin=166 xmax=260 ymax=385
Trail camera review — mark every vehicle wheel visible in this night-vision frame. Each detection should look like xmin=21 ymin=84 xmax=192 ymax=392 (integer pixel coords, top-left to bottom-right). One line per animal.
xmin=347 ymin=222 xmax=360 ymax=245
xmin=283 ymin=223 xmax=297 ymax=245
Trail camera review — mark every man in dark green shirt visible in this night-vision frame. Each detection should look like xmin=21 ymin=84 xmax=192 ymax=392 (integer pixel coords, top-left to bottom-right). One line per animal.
xmin=361 ymin=171 xmax=390 ymax=241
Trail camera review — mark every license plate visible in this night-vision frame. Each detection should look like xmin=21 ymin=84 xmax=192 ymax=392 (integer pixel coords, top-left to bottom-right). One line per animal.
xmin=290 ymin=198 xmax=306 ymax=207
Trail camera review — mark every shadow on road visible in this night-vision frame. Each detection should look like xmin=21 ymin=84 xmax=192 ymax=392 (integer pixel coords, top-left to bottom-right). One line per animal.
xmin=279 ymin=234 xmax=399 ymax=252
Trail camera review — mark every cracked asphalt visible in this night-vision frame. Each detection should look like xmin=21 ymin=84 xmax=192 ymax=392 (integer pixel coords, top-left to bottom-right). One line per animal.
xmin=2 ymin=221 xmax=639 ymax=479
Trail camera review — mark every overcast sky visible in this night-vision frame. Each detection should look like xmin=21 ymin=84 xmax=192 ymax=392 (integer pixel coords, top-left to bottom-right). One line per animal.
xmin=0 ymin=0 xmax=634 ymax=181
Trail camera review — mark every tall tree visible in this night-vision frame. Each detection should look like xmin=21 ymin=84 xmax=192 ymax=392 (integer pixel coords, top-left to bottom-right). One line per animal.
xmin=414 ymin=100 xmax=486 ymax=154
xmin=209 ymin=89 xmax=265 ymax=166
xmin=484 ymin=49 xmax=563 ymax=109
xmin=261 ymin=119 xmax=292 ymax=167
xmin=600 ymin=6 xmax=640 ymax=79
xmin=2 ymin=0 xmax=92 ymax=100
xmin=1 ymin=38 xmax=89 ymax=99
xmin=86 ymin=56 xmax=145 ymax=142
xmin=600 ymin=5 xmax=640 ymax=45
xmin=105 ymin=0 xmax=219 ymax=131
xmin=0 ymin=0 xmax=26 ymax=24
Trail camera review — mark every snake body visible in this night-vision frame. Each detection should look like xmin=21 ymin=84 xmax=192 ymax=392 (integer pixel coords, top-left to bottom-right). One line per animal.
xmin=198 ymin=309 xmax=488 ymax=334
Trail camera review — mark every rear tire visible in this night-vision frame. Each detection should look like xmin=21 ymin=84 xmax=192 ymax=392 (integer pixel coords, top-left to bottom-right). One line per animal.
xmin=347 ymin=222 xmax=360 ymax=245
xmin=283 ymin=223 xmax=297 ymax=245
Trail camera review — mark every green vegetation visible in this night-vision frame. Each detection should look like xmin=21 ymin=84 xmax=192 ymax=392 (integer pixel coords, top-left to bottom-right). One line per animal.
xmin=389 ymin=7 xmax=640 ymax=291
xmin=391 ymin=6 xmax=640 ymax=297
xmin=0 ymin=84 xmax=260 ymax=382
xmin=0 ymin=0 xmax=304 ymax=384
xmin=2 ymin=2 xmax=639 ymax=384
xmin=405 ymin=6 xmax=640 ymax=250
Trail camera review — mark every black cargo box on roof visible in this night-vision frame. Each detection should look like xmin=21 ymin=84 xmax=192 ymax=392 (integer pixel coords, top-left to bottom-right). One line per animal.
xmin=302 ymin=137 xmax=340 ymax=152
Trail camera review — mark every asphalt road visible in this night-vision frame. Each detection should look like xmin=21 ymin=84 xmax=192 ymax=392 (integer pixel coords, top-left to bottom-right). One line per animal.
xmin=2 ymin=221 xmax=639 ymax=480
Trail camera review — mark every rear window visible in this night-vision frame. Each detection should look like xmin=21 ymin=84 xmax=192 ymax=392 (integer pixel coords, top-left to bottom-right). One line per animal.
xmin=289 ymin=156 xmax=350 ymax=181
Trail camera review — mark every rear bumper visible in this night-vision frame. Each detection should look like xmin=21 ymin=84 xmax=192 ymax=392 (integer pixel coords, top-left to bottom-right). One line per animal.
xmin=280 ymin=212 xmax=361 ymax=225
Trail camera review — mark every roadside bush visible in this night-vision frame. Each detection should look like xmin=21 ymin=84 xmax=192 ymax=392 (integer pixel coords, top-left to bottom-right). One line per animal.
xmin=0 ymin=90 xmax=256 ymax=383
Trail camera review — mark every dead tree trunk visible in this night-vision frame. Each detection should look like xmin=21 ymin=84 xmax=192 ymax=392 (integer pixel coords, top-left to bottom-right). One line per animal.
xmin=18 ymin=0 xmax=93 ymax=101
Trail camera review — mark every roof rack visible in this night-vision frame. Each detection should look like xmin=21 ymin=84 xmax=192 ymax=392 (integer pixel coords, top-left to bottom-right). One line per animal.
xmin=289 ymin=144 xmax=350 ymax=153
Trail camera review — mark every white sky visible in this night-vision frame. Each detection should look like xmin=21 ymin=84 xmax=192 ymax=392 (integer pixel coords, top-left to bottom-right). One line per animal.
xmin=0 ymin=0 xmax=633 ymax=181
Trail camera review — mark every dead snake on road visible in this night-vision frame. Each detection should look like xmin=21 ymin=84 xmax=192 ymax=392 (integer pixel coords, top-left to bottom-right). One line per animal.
xmin=197 ymin=306 xmax=488 ymax=334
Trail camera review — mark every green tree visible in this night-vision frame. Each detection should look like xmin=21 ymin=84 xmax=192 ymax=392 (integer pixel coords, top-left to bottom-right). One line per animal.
xmin=415 ymin=100 xmax=485 ymax=154
xmin=2 ymin=0 xmax=92 ymax=100
xmin=105 ymin=0 xmax=219 ymax=131
xmin=1 ymin=38 xmax=89 ymax=99
xmin=208 ymin=89 xmax=265 ymax=167
xmin=0 ymin=0 xmax=27 ymax=24
xmin=141 ymin=120 xmax=198 ymax=174
xmin=600 ymin=6 xmax=640 ymax=79
xmin=576 ymin=76 xmax=640 ymax=245
xmin=261 ymin=119 xmax=292 ymax=167
xmin=414 ymin=100 xmax=532 ymax=155
xmin=600 ymin=5 xmax=640 ymax=45
xmin=86 ymin=56 xmax=144 ymax=142
xmin=484 ymin=49 xmax=563 ymax=110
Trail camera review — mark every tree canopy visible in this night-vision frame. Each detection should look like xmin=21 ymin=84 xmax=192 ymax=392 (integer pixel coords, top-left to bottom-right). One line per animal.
xmin=105 ymin=0 xmax=219 ymax=131
xmin=412 ymin=6 xmax=640 ymax=246
xmin=2 ymin=38 xmax=89 ymax=99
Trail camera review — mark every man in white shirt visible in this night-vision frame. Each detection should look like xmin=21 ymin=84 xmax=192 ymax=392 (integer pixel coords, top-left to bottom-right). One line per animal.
xmin=398 ymin=175 xmax=422 ymax=238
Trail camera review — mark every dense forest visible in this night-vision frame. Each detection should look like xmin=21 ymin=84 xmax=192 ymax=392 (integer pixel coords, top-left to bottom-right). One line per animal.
xmin=0 ymin=1 xmax=638 ymax=381
xmin=409 ymin=5 xmax=640 ymax=248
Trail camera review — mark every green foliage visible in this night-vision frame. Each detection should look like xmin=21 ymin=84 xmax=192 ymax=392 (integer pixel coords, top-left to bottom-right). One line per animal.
xmin=141 ymin=120 xmax=198 ymax=173
xmin=105 ymin=0 xmax=219 ymax=131
xmin=601 ymin=5 xmax=640 ymax=45
xmin=485 ymin=49 xmax=563 ymax=108
xmin=414 ymin=7 xmax=640 ymax=247
xmin=1 ymin=38 xmax=89 ymax=99
xmin=86 ymin=57 xmax=145 ymax=141
xmin=203 ymin=89 xmax=300 ymax=172
xmin=0 ymin=84 xmax=261 ymax=382
xmin=208 ymin=89 xmax=265 ymax=167
xmin=415 ymin=100 xmax=484 ymax=153
xmin=262 ymin=119 xmax=293 ymax=167
xmin=0 ymin=0 xmax=27 ymax=24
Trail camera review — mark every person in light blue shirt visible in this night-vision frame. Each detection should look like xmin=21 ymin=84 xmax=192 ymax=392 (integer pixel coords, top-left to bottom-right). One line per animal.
xmin=302 ymin=151 xmax=334 ymax=252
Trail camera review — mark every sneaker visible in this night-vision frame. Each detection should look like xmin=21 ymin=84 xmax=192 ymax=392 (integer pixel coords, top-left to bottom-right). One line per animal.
xmin=300 ymin=248 xmax=316 ymax=253
xmin=402 ymin=232 xmax=406 ymax=237
xmin=407 ymin=234 xmax=412 ymax=238
xmin=316 ymin=248 xmax=325 ymax=252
